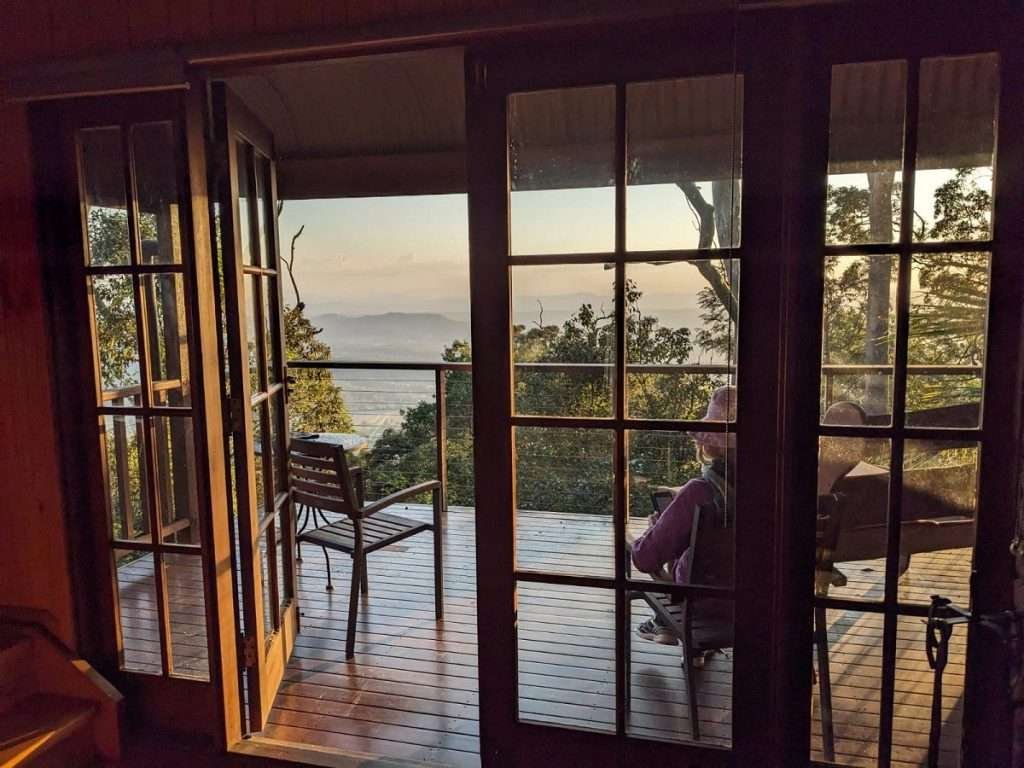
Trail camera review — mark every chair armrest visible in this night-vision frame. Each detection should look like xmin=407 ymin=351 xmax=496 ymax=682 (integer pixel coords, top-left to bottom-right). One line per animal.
xmin=360 ymin=480 xmax=442 ymax=518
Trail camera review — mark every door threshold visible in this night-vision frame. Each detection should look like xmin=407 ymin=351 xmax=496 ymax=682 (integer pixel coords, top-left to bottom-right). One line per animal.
xmin=231 ymin=735 xmax=454 ymax=768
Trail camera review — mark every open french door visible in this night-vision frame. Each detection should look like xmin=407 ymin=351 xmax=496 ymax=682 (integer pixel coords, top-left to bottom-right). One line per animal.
xmin=209 ymin=81 xmax=297 ymax=731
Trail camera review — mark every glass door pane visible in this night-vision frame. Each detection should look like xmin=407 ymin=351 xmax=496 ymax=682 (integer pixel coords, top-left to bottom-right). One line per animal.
xmin=504 ymin=70 xmax=742 ymax=749
xmin=212 ymin=83 xmax=296 ymax=730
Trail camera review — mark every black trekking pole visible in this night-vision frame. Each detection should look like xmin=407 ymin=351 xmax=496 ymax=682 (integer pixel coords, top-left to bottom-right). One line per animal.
xmin=925 ymin=595 xmax=970 ymax=768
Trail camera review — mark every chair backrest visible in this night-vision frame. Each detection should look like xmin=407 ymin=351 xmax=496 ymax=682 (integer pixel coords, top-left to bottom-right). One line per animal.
xmin=289 ymin=438 xmax=361 ymax=519
xmin=685 ymin=501 xmax=734 ymax=589
xmin=681 ymin=501 xmax=735 ymax=649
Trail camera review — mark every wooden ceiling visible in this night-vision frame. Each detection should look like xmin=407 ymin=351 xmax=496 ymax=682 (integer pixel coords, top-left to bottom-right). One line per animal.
xmin=227 ymin=47 xmax=996 ymax=200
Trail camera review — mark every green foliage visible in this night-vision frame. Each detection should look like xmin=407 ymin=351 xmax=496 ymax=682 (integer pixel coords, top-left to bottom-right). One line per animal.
xmin=284 ymin=306 xmax=354 ymax=433
xmin=361 ymin=280 xmax=725 ymax=515
xmin=825 ymin=168 xmax=991 ymax=414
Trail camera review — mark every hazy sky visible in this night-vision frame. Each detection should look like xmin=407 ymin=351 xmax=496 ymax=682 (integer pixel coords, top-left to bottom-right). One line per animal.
xmin=278 ymin=184 xmax=720 ymax=318
xmin=277 ymin=169 xmax=985 ymax=319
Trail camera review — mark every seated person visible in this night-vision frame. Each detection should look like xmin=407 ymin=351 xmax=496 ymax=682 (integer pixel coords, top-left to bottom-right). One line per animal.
xmin=629 ymin=385 xmax=736 ymax=645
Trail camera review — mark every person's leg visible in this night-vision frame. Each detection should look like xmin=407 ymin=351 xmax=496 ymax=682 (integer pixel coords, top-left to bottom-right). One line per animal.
xmin=636 ymin=613 xmax=677 ymax=645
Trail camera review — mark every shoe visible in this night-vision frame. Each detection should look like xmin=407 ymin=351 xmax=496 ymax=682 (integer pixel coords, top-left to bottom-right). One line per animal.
xmin=637 ymin=617 xmax=678 ymax=645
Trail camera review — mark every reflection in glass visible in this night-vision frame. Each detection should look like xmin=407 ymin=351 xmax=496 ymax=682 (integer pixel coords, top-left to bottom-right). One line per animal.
xmin=91 ymin=274 xmax=141 ymax=400
xmin=628 ymin=589 xmax=732 ymax=745
xmin=517 ymin=584 xmax=615 ymax=732
xmin=164 ymin=553 xmax=210 ymax=681
xmin=906 ymin=252 xmax=990 ymax=427
xmin=255 ymin=154 xmax=271 ymax=269
xmin=269 ymin=392 xmax=285 ymax=496
xmin=133 ymin=122 xmax=183 ymax=265
xmin=236 ymin=141 xmax=255 ymax=265
xmin=103 ymin=414 xmax=150 ymax=542
xmin=514 ymin=427 xmax=614 ymax=577
xmin=898 ymin=441 xmax=977 ymax=605
xmin=145 ymin=274 xmax=190 ymax=407
xmin=79 ymin=127 xmax=131 ymax=266
xmin=626 ymin=261 xmax=737 ymax=420
xmin=810 ymin=609 xmax=883 ymax=765
xmin=627 ymin=428 xmax=735 ymax=589
xmin=260 ymin=529 xmax=273 ymax=641
xmin=820 ymin=254 xmax=897 ymax=423
xmin=825 ymin=61 xmax=906 ymax=246
xmin=155 ymin=417 xmax=199 ymax=545
xmin=816 ymin=436 xmax=891 ymax=603
xmin=263 ymin=276 xmax=280 ymax=385
xmin=914 ymin=54 xmax=998 ymax=242
xmin=509 ymin=86 xmax=616 ymax=255
xmin=627 ymin=75 xmax=742 ymax=251
xmin=113 ymin=548 xmax=161 ymax=674
xmin=252 ymin=405 xmax=266 ymax=519
xmin=276 ymin=517 xmax=289 ymax=612
xmin=244 ymin=275 xmax=261 ymax=396
xmin=511 ymin=264 xmax=615 ymax=418
xmin=894 ymin=616 xmax=965 ymax=766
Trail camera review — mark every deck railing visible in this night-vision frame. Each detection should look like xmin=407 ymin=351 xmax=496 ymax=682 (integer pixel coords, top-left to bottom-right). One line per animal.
xmin=101 ymin=380 xmax=197 ymax=545
xmin=287 ymin=359 xmax=982 ymax=513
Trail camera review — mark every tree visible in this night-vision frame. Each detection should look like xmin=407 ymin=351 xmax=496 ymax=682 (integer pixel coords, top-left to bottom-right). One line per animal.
xmin=278 ymin=220 xmax=354 ymax=434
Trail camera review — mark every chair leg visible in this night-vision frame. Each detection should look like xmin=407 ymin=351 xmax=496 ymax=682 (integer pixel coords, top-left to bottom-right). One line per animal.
xmin=623 ymin=594 xmax=633 ymax=716
xmin=814 ymin=605 xmax=836 ymax=762
xmin=360 ymin=555 xmax=369 ymax=597
xmin=682 ymin=650 xmax=701 ymax=741
xmin=346 ymin=553 xmax=362 ymax=660
xmin=322 ymin=546 xmax=334 ymax=592
xmin=433 ymin=488 xmax=444 ymax=621
xmin=295 ymin=504 xmax=306 ymax=562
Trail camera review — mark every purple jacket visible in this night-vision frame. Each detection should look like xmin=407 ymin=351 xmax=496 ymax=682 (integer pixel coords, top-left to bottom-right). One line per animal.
xmin=631 ymin=478 xmax=714 ymax=585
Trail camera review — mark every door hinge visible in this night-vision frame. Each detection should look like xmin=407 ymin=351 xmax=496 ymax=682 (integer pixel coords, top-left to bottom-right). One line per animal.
xmin=240 ymin=633 xmax=258 ymax=668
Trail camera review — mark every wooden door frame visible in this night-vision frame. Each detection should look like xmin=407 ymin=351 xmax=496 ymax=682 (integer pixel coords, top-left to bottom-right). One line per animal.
xmin=466 ymin=4 xmax=1024 ymax=767
xmin=466 ymin=14 xmax=790 ymax=766
xmin=785 ymin=5 xmax=1024 ymax=766
xmin=28 ymin=88 xmax=240 ymax=743
xmin=206 ymin=79 xmax=299 ymax=732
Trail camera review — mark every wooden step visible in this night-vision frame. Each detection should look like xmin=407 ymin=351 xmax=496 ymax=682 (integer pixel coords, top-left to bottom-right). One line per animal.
xmin=0 ymin=632 xmax=34 ymax=712
xmin=0 ymin=694 xmax=96 ymax=768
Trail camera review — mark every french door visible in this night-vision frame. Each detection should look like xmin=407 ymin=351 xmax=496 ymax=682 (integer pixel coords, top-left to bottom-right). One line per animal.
xmin=208 ymin=82 xmax=297 ymax=731
xmin=465 ymin=23 xmax=787 ymax=766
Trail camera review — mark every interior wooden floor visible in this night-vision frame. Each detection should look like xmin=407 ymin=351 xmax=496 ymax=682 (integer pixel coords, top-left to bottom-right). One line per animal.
xmin=115 ymin=506 xmax=969 ymax=768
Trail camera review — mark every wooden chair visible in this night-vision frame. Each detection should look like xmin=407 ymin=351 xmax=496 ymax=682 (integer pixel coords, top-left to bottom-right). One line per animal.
xmin=289 ymin=437 xmax=444 ymax=659
xmin=625 ymin=490 xmax=734 ymax=741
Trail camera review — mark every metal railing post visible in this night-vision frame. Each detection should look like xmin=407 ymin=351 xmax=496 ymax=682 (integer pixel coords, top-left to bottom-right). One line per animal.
xmin=435 ymin=368 xmax=449 ymax=516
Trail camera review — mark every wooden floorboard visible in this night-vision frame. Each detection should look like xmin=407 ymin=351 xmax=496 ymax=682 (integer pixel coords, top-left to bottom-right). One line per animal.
xmin=115 ymin=505 xmax=968 ymax=767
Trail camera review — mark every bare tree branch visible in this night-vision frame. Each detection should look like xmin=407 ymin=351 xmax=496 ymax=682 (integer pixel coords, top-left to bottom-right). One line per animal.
xmin=281 ymin=224 xmax=305 ymax=308
xmin=676 ymin=181 xmax=738 ymax=321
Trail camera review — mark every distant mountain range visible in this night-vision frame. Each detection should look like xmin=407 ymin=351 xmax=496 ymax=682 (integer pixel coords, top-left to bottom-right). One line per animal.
xmin=311 ymin=305 xmax=707 ymax=363
xmin=311 ymin=312 xmax=470 ymax=361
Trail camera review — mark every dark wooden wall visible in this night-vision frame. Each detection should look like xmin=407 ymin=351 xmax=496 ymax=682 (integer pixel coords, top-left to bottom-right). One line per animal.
xmin=0 ymin=101 xmax=76 ymax=646
xmin=1 ymin=0 xmax=521 ymax=67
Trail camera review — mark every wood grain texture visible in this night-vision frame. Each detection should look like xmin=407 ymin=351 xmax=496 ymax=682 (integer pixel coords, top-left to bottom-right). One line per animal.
xmin=0 ymin=101 xmax=77 ymax=649
xmin=114 ymin=505 xmax=969 ymax=767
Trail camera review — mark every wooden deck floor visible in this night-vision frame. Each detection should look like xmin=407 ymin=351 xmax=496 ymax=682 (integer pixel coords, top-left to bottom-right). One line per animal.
xmin=115 ymin=506 xmax=969 ymax=767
